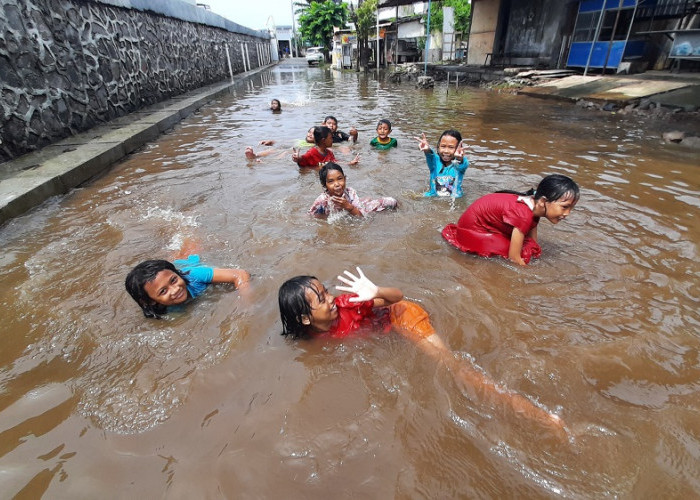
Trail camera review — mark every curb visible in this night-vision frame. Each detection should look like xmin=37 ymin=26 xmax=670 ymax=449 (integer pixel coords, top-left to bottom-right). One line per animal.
xmin=0 ymin=64 xmax=274 ymax=227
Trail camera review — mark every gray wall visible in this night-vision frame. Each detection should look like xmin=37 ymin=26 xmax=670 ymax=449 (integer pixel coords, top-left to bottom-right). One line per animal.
xmin=0 ymin=0 xmax=271 ymax=163
xmin=501 ymin=0 xmax=578 ymax=66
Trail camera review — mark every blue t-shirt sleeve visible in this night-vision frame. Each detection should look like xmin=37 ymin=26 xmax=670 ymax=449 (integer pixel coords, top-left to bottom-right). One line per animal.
xmin=456 ymin=156 xmax=469 ymax=172
xmin=174 ymin=255 xmax=214 ymax=299
xmin=424 ymin=150 xmax=439 ymax=173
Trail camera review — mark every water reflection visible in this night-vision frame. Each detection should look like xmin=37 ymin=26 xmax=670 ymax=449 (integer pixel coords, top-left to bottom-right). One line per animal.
xmin=0 ymin=61 xmax=698 ymax=497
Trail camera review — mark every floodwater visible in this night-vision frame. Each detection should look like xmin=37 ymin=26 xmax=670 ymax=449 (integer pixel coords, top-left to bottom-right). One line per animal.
xmin=1 ymin=59 xmax=699 ymax=498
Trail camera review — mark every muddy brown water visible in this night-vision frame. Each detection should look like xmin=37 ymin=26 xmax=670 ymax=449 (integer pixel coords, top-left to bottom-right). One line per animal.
xmin=1 ymin=62 xmax=699 ymax=498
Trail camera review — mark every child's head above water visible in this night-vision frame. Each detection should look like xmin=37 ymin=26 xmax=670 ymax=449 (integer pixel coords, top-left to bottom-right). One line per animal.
xmin=270 ymin=99 xmax=281 ymax=112
xmin=313 ymin=125 xmax=333 ymax=146
xmin=533 ymin=174 xmax=580 ymax=204
xmin=279 ymin=275 xmax=337 ymax=339
xmin=323 ymin=116 xmax=338 ymax=133
xmin=318 ymin=162 xmax=345 ymax=194
xmin=436 ymin=129 xmax=463 ymax=164
xmin=531 ymin=174 xmax=580 ymax=224
xmin=305 ymin=127 xmax=315 ymax=143
xmin=376 ymin=119 xmax=392 ymax=139
xmin=125 ymin=260 xmax=189 ymax=318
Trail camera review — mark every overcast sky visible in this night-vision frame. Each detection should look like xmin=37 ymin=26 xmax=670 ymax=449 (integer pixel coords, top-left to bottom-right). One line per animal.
xmin=203 ymin=0 xmax=297 ymax=30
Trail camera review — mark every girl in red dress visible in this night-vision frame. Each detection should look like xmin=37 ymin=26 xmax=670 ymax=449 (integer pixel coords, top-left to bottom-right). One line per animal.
xmin=442 ymin=174 xmax=580 ymax=265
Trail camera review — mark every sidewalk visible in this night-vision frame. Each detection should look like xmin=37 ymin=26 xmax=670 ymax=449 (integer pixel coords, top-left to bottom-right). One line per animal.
xmin=518 ymin=71 xmax=700 ymax=110
xmin=0 ymin=65 xmax=273 ymax=227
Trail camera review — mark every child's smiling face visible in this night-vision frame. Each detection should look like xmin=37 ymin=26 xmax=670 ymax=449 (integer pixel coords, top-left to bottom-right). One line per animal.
xmin=306 ymin=128 xmax=314 ymax=142
xmin=303 ymin=279 xmax=338 ymax=331
xmin=539 ymin=195 xmax=578 ymax=224
xmin=144 ymin=270 xmax=188 ymax=306
xmin=437 ymin=135 xmax=459 ymax=164
xmin=376 ymin=123 xmax=391 ymax=139
xmin=324 ymin=168 xmax=346 ymax=196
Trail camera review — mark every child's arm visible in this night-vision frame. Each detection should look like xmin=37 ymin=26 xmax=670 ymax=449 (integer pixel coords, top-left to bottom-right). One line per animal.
xmin=508 ymin=229 xmax=528 ymax=266
xmin=211 ymin=268 xmax=250 ymax=289
xmin=527 ymin=225 xmax=538 ymax=243
xmin=335 ymin=267 xmax=403 ymax=307
xmin=292 ymin=148 xmax=314 ymax=168
xmin=348 ymin=153 xmax=360 ymax=166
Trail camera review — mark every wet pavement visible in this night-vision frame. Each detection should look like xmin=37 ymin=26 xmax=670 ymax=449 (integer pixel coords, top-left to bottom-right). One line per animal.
xmin=519 ymin=71 xmax=700 ymax=109
xmin=1 ymin=57 xmax=698 ymax=227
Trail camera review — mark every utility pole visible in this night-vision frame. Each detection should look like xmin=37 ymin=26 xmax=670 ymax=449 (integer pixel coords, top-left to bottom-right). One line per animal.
xmin=291 ymin=0 xmax=297 ymax=56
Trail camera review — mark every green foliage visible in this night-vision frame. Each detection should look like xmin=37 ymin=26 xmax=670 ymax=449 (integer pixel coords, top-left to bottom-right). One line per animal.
xmin=354 ymin=0 xmax=377 ymax=38
xmin=298 ymin=0 xmax=349 ymax=54
xmin=424 ymin=0 xmax=471 ymax=35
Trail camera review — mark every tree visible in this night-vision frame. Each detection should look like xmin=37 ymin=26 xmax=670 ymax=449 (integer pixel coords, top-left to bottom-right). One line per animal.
xmin=298 ymin=0 xmax=349 ymax=59
xmin=424 ymin=0 xmax=471 ymax=37
xmin=349 ymin=0 xmax=376 ymax=70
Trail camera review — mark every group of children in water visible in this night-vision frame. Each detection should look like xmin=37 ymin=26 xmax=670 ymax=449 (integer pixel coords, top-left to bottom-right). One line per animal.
xmin=125 ymin=97 xmax=581 ymax=433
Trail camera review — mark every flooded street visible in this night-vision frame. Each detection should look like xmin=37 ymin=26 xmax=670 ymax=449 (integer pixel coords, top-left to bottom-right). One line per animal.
xmin=1 ymin=59 xmax=699 ymax=498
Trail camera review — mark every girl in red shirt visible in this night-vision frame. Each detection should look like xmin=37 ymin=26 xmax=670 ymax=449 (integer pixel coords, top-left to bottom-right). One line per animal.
xmin=443 ymin=174 xmax=580 ymax=265
xmin=292 ymin=126 xmax=359 ymax=168
xmin=279 ymin=268 xmax=565 ymax=433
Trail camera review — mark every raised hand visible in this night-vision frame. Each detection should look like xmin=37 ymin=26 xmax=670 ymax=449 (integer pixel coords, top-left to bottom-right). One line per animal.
xmin=454 ymin=140 xmax=465 ymax=162
xmin=336 ymin=267 xmax=378 ymax=302
xmin=349 ymin=153 xmax=361 ymax=165
xmin=414 ymin=132 xmax=430 ymax=152
xmin=291 ymin=147 xmax=300 ymax=163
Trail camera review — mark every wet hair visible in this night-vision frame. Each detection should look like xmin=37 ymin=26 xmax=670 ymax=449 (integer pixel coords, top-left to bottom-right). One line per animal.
xmin=125 ymin=259 xmax=189 ymax=318
xmin=497 ymin=174 xmax=580 ymax=202
xmin=313 ymin=126 xmax=332 ymax=145
xmin=323 ymin=115 xmax=337 ymax=125
xmin=377 ymin=119 xmax=392 ymax=130
xmin=270 ymin=99 xmax=281 ymax=112
xmin=319 ymin=162 xmax=344 ymax=187
xmin=279 ymin=275 xmax=320 ymax=338
xmin=438 ymin=129 xmax=462 ymax=144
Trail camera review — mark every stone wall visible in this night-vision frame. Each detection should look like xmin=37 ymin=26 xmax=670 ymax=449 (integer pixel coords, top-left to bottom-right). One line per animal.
xmin=0 ymin=0 xmax=271 ymax=163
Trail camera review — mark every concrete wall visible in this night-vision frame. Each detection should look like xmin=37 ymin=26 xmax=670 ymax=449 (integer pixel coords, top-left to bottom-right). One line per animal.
xmin=467 ymin=0 xmax=577 ymax=68
xmin=502 ymin=0 xmax=577 ymax=66
xmin=0 ymin=0 xmax=271 ymax=163
xmin=467 ymin=0 xmax=501 ymax=66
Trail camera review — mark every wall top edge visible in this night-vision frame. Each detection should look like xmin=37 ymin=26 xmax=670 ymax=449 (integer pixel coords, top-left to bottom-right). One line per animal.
xmin=92 ymin=0 xmax=270 ymax=39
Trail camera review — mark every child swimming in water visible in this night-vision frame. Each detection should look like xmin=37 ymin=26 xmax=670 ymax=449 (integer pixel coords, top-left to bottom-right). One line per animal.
xmin=323 ymin=115 xmax=358 ymax=143
xmin=295 ymin=127 xmax=315 ymax=149
xmin=270 ymin=99 xmax=281 ymax=113
xmin=278 ymin=268 xmax=564 ymax=430
xmin=125 ymin=255 xmax=249 ymax=318
xmin=292 ymin=126 xmax=359 ymax=168
xmin=308 ymin=162 xmax=397 ymax=218
xmin=370 ymin=119 xmax=397 ymax=150
xmin=415 ymin=130 xmax=469 ymax=198
xmin=442 ymin=174 xmax=580 ymax=265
